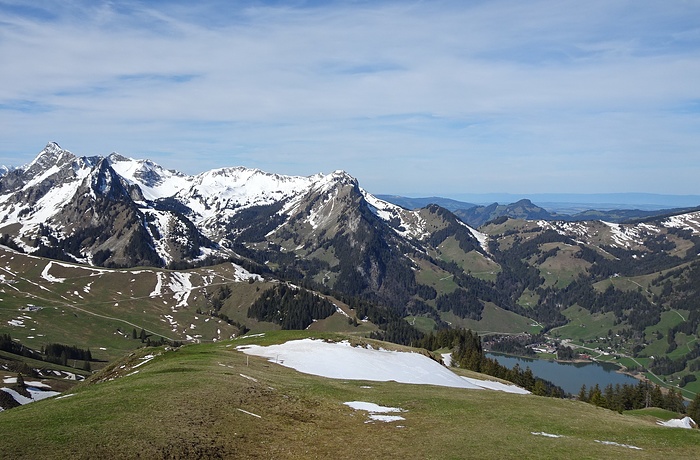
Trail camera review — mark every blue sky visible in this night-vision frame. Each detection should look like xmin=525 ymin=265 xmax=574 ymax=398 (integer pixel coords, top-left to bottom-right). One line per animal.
xmin=1 ymin=0 xmax=699 ymax=198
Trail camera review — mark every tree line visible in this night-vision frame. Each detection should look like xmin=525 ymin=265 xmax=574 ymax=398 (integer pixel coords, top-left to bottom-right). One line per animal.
xmin=417 ymin=329 xmax=566 ymax=397
xmin=577 ymin=381 xmax=687 ymax=414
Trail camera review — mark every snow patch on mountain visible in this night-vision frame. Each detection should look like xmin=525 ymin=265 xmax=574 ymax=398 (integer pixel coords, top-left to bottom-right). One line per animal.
xmin=3 ymin=166 xmax=91 ymax=235
xmin=230 ymin=263 xmax=263 ymax=282
xmin=662 ymin=211 xmax=700 ymax=235
xmin=150 ymin=271 xmax=164 ymax=297
xmin=362 ymin=191 xmax=429 ymax=240
xmin=601 ymin=221 xmax=637 ymax=247
xmin=108 ymin=153 xmax=190 ymax=201
xmin=182 ymin=167 xmax=318 ymax=221
xmin=40 ymin=262 xmax=65 ymax=283
xmin=169 ymin=272 xmax=193 ymax=308
xmin=537 ymin=220 xmax=589 ymax=239
xmin=143 ymin=210 xmax=174 ymax=264
xmin=457 ymin=219 xmax=489 ymax=252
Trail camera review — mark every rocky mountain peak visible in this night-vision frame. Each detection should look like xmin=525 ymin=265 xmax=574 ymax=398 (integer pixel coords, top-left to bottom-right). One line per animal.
xmin=24 ymin=142 xmax=76 ymax=175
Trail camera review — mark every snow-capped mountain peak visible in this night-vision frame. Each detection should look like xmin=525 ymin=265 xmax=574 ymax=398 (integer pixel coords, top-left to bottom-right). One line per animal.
xmin=24 ymin=142 xmax=75 ymax=175
xmin=107 ymin=153 xmax=190 ymax=201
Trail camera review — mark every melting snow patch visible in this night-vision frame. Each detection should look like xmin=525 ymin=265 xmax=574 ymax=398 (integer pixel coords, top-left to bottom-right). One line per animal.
xmin=657 ymin=416 xmax=696 ymax=429
xmin=1 ymin=387 xmax=60 ymax=405
xmin=169 ymin=272 xmax=193 ymax=308
xmin=231 ymin=263 xmax=263 ymax=282
xmin=40 ymin=262 xmax=65 ymax=283
xmin=237 ymin=408 xmax=262 ymax=418
xmin=334 ymin=304 xmax=350 ymax=318
xmin=131 ymin=354 xmax=156 ymax=369
xmin=344 ymin=401 xmax=406 ymax=423
xmin=239 ymin=373 xmax=258 ymax=383
xmin=594 ymin=440 xmax=642 ymax=450
xmin=150 ymin=272 xmax=164 ymax=297
xmin=441 ymin=353 xmax=452 ymax=367
xmin=238 ymin=339 xmax=527 ymax=393
xmin=462 ymin=377 xmax=530 ymax=394
xmin=239 ymin=333 xmax=265 ymax=339
xmin=531 ymin=432 xmax=563 ymax=438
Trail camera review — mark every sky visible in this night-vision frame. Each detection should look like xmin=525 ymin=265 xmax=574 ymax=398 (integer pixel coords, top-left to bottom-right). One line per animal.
xmin=1 ymin=0 xmax=699 ymax=198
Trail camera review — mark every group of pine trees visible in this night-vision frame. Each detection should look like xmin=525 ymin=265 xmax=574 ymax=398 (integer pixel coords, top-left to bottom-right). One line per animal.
xmin=2 ymin=334 xmax=93 ymax=371
xmin=42 ymin=343 xmax=93 ymax=370
xmin=1 ymin=333 xmax=37 ymax=358
xmin=248 ymin=284 xmax=336 ymax=329
xmin=577 ymin=381 xmax=686 ymax=414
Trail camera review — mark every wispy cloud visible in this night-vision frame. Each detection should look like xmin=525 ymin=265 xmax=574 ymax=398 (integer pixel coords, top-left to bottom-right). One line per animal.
xmin=0 ymin=0 xmax=699 ymax=195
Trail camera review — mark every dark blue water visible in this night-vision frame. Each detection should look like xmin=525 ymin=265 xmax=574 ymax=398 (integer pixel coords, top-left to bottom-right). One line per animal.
xmin=486 ymin=352 xmax=639 ymax=395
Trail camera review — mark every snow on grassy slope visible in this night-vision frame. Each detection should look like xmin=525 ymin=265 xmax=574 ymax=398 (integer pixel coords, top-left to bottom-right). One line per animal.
xmin=1 ymin=387 xmax=61 ymax=406
xmin=344 ymin=401 xmax=406 ymax=423
xmin=663 ymin=211 xmax=700 ymax=235
xmin=238 ymin=339 xmax=528 ymax=394
xmin=657 ymin=416 xmax=696 ymax=429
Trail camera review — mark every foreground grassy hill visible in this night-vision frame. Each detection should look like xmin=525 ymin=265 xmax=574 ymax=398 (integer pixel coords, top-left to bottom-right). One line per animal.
xmin=1 ymin=331 xmax=698 ymax=459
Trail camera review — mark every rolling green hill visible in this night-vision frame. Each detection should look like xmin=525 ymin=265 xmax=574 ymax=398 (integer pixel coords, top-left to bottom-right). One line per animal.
xmin=1 ymin=331 xmax=698 ymax=459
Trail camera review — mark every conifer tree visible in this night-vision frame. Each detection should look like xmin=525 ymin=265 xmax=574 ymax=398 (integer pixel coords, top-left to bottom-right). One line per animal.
xmin=687 ymin=393 xmax=700 ymax=423
xmin=589 ymin=384 xmax=603 ymax=407
xmin=16 ymin=372 xmax=26 ymax=389
xmin=532 ymin=379 xmax=547 ymax=396
xmin=578 ymin=384 xmax=588 ymax=402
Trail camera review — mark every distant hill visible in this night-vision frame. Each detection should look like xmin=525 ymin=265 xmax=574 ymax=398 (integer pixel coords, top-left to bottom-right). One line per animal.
xmin=453 ymin=199 xmax=556 ymax=228
xmin=449 ymin=192 xmax=700 ymax=211
xmin=374 ymin=195 xmax=476 ymax=212
xmin=379 ymin=194 xmax=699 ymax=227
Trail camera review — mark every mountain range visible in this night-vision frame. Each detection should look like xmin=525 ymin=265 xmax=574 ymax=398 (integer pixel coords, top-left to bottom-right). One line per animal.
xmin=378 ymin=195 xmax=700 ymax=228
xmin=2 ymin=142 xmax=700 ymax=391
xmin=0 ymin=142 xmax=490 ymax=313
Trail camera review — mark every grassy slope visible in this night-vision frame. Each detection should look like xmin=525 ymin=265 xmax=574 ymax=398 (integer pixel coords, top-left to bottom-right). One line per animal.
xmin=443 ymin=302 xmax=542 ymax=335
xmin=0 ymin=331 xmax=698 ymax=459
xmin=0 ymin=248 xmax=365 ymax=364
xmin=436 ymin=236 xmax=501 ymax=281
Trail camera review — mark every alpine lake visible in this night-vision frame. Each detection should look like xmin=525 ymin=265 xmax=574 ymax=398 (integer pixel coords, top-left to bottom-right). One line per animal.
xmin=486 ymin=352 xmax=640 ymax=395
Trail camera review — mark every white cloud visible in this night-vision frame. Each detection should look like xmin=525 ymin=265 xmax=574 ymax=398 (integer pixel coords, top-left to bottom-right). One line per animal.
xmin=0 ymin=0 xmax=699 ymax=195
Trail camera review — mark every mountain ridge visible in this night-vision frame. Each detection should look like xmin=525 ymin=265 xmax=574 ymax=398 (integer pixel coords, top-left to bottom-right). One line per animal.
xmin=379 ymin=194 xmax=700 ymax=227
xmin=0 ymin=143 xmax=488 ymax=315
xmin=2 ymin=142 xmax=700 ymax=403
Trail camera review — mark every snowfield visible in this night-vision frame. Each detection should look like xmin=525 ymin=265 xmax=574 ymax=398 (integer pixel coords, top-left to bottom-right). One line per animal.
xmin=238 ymin=339 xmax=528 ymax=394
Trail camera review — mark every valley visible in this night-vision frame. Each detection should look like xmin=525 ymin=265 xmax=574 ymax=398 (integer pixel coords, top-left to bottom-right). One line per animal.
xmin=1 ymin=143 xmax=700 ymax=455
